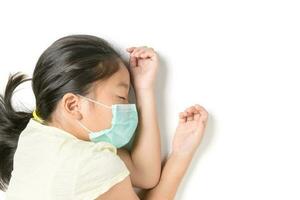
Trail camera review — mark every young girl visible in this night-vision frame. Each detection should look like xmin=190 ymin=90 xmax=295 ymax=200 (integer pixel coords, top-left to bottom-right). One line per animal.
xmin=0 ymin=34 xmax=209 ymax=199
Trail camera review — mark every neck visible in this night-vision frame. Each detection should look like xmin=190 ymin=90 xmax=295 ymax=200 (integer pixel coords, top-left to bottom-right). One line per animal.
xmin=47 ymin=118 xmax=90 ymax=141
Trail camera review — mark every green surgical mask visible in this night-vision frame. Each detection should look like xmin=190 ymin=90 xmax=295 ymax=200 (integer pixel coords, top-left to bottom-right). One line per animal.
xmin=77 ymin=94 xmax=138 ymax=148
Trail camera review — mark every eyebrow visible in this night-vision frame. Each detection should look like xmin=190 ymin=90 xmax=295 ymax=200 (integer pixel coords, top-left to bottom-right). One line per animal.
xmin=117 ymin=82 xmax=130 ymax=89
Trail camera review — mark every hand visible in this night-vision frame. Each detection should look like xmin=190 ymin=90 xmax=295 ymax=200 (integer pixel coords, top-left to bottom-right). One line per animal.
xmin=126 ymin=46 xmax=159 ymax=90
xmin=172 ymin=104 xmax=209 ymax=156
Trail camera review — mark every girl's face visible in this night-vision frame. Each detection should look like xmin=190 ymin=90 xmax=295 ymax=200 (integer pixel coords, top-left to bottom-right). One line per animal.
xmin=80 ymin=64 xmax=131 ymax=135
xmin=50 ymin=63 xmax=131 ymax=141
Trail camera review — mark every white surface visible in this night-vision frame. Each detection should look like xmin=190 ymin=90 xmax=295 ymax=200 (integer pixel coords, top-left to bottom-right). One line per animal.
xmin=0 ymin=0 xmax=299 ymax=199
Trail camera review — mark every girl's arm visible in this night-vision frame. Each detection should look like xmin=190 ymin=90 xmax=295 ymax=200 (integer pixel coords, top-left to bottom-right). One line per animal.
xmin=132 ymin=88 xmax=161 ymax=186
xmin=118 ymin=88 xmax=161 ymax=189
xmin=146 ymin=104 xmax=209 ymax=199
xmin=144 ymin=152 xmax=194 ymax=200
xmin=117 ymin=46 xmax=161 ymax=189
xmin=98 ymin=104 xmax=209 ymax=200
xmin=97 ymin=151 xmax=194 ymax=200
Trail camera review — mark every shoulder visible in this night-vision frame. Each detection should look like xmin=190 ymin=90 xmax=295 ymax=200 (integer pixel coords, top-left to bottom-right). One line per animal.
xmin=76 ymin=141 xmax=128 ymax=176
xmin=74 ymin=141 xmax=130 ymax=200
xmin=69 ymin=139 xmax=117 ymax=155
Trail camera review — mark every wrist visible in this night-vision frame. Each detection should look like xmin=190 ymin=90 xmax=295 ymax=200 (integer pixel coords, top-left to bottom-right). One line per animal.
xmin=169 ymin=151 xmax=194 ymax=162
xmin=132 ymin=80 xmax=156 ymax=92
xmin=134 ymin=87 xmax=155 ymax=100
xmin=163 ymin=151 xmax=194 ymax=175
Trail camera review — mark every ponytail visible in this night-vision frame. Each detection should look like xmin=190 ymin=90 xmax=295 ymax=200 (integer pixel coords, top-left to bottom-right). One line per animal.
xmin=0 ymin=72 xmax=32 ymax=191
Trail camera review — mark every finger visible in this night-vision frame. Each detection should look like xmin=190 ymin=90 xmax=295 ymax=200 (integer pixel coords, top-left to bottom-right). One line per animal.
xmin=131 ymin=47 xmax=155 ymax=59
xmin=130 ymin=48 xmax=138 ymax=56
xmin=183 ymin=111 xmax=188 ymax=119
xmin=198 ymin=116 xmax=208 ymax=129
xmin=179 ymin=112 xmax=187 ymax=123
xmin=200 ymin=111 xmax=208 ymax=122
xmin=192 ymin=105 xmax=200 ymax=114
xmin=132 ymin=48 xmax=146 ymax=57
xmin=194 ymin=105 xmax=208 ymax=126
xmin=194 ymin=114 xmax=201 ymax=120
xmin=186 ymin=106 xmax=197 ymax=114
xmin=140 ymin=51 xmax=156 ymax=59
xmin=189 ymin=106 xmax=200 ymax=121
xmin=126 ymin=47 xmax=136 ymax=52
xmin=129 ymin=56 xmax=138 ymax=67
xmin=187 ymin=116 xmax=193 ymax=121
xmin=195 ymin=104 xmax=208 ymax=114
xmin=185 ymin=107 xmax=192 ymax=116
xmin=186 ymin=107 xmax=194 ymax=121
xmin=194 ymin=110 xmax=201 ymax=120
xmin=131 ymin=46 xmax=151 ymax=57
xmin=198 ymin=107 xmax=208 ymax=121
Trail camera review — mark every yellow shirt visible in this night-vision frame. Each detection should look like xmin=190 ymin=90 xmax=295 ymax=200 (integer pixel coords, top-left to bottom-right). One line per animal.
xmin=5 ymin=118 xmax=130 ymax=200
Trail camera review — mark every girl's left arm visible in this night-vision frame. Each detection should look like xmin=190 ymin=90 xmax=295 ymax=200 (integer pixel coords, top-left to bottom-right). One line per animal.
xmin=117 ymin=46 xmax=161 ymax=189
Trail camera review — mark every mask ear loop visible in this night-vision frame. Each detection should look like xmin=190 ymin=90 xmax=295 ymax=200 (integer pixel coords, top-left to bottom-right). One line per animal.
xmin=77 ymin=94 xmax=112 ymax=109
xmin=76 ymin=94 xmax=112 ymax=135
xmin=77 ymin=120 xmax=93 ymax=133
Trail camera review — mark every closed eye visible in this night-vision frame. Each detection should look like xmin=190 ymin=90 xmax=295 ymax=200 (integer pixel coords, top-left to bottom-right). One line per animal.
xmin=118 ymin=96 xmax=127 ymax=100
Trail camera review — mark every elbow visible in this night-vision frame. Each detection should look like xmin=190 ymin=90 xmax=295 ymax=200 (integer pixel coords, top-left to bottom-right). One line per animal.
xmin=147 ymin=176 xmax=160 ymax=189
xmin=140 ymin=179 xmax=159 ymax=189
xmin=140 ymin=168 xmax=161 ymax=189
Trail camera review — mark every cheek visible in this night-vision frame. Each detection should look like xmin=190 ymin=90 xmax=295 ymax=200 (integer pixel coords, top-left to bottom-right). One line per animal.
xmin=88 ymin=108 xmax=113 ymax=130
xmin=101 ymin=109 xmax=113 ymax=129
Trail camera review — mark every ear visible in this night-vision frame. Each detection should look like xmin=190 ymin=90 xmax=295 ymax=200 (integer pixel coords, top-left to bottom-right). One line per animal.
xmin=61 ymin=93 xmax=82 ymax=120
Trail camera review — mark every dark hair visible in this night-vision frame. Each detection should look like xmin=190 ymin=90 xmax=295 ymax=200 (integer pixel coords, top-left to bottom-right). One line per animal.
xmin=0 ymin=34 xmax=123 ymax=191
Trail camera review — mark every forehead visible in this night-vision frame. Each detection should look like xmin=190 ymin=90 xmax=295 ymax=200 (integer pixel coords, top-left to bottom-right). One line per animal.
xmin=110 ymin=65 xmax=130 ymax=88
xmin=91 ymin=65 xmax=130 ymax=95
xmin=117 ymin=81 xmax=130 ymax=90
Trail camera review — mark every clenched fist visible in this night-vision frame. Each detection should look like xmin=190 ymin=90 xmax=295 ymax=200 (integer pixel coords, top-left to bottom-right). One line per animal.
xmin=172 ymin=104 xmax=209 ymax=155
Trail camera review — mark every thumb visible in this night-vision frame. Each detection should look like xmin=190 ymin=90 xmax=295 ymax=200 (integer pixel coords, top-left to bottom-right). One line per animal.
xmin=129 ymin=56 xmax=138 ymax=68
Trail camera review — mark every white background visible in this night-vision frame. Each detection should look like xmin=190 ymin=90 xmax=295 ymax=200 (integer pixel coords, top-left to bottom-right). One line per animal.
xmin=1 ymin=0 xmax=300 ymax=199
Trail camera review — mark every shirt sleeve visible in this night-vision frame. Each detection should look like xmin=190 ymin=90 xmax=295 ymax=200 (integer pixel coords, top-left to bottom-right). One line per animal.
xmin=74 ymin=142 xmax=130 ymax=200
